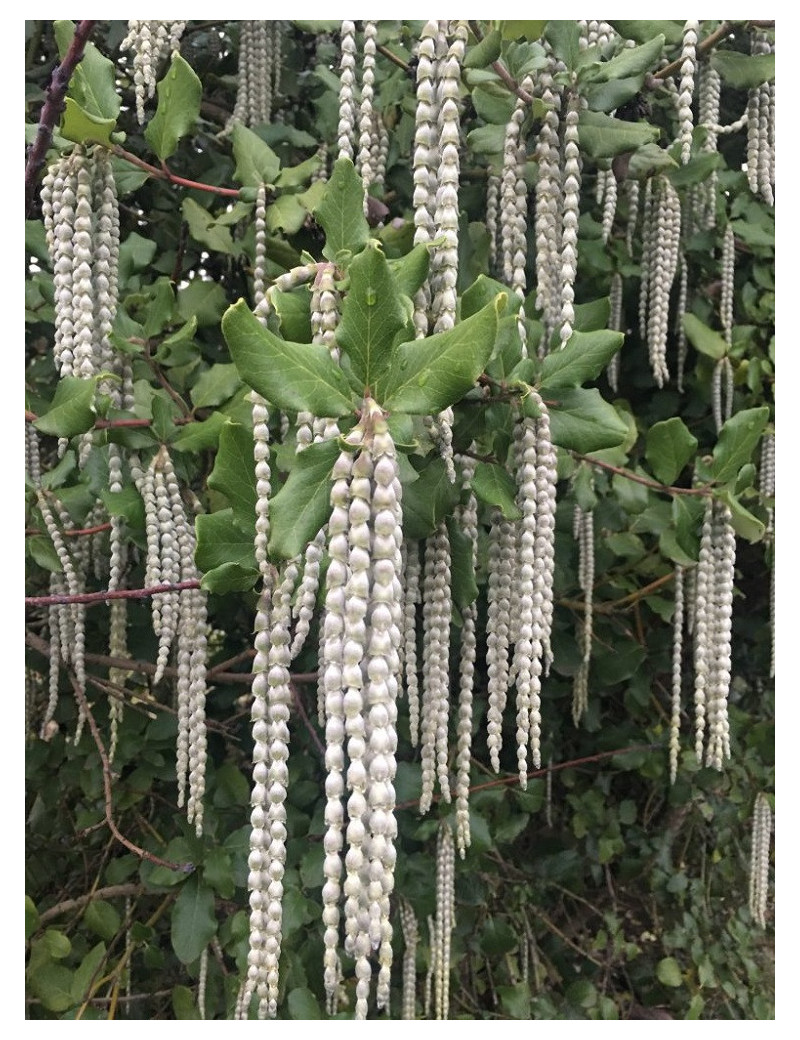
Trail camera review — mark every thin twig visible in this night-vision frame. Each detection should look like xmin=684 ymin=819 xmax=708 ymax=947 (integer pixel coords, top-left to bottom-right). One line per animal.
xmin=36 ymin=884 xmax=144 ymax=927
xmin=291 ymin=683 xmax=325 ymax=757
xmin=468 ymin=21 xmax=534 ymax=104
xmin=654 ymin=21 xmax=731 ymax=81
xmin=571 ymin=451 xmax=712 ymax=496
xmin=66 ymin=671 xmax=192 ymax=873
xmin=109 ymin=144 xmax=241 ymax=197
xmin=395 ymin=743 xmax=660 ymax=811
xmin=25 ymin=580 xmax=201 ymax=608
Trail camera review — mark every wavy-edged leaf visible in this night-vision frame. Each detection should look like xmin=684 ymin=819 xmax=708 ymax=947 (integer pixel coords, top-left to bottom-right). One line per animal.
xmin=539 ymin=387 xmax=630 ymax=453
xmin=711 ymin=407 xmax=770 ymax=486
xmin=539 ymin=329 xmax=623 ymax=391
xmin=578 ymin=110 xmax=660 ymax=159
xmin=646 ymin=418 xmax=698 ymax=486
xmin=231 ymin=123 xmax=281 ymax=186
xmin=195 ymin=510 xmax=258 ymax=593
xmin=207 ymin=422 xmax=257 ymax=528
xmin=381 ymin=295 xmax=504 ymax=415
xmin=313 ymin=157 xmax=370 ymax=261
xmin=682 ymin=313 xmax=728 ymax=360
xmin=471 ymin=461 xmax=522 ymax=521
xmin=144 ymin=54 xmax=202 ymax=162
xmin=222 ymin=299 xmax=357 ymax=417
xmin=269 ymin=440 xmax=340 ymax=561
xmin=711 ymin=50 xmax=775 ymax=89
xmin=402 ymin=457 xmax=462 ymax=540
xmin=587 ymin=34 xmax=664 ymax=82
xmin=337 ymin=240 xmax=409 ymax=392
xmin=33 ymin=378 xmax=95 ymax=438
xmin=171 ymin=874 xmax=217 ymax=965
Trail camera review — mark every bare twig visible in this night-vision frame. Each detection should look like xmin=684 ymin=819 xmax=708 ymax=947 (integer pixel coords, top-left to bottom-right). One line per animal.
xmin=25 ymin=580 xmax=201 ymax=608
xmin=66 ymin=671 xmax=192 ymax=873
xmin=36 ymin=884 xmax=144 ymax=927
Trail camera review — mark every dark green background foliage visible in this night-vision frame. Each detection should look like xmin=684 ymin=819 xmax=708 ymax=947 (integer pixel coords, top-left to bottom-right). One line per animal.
xmin=25 ymin=19 xmax=774 ymax=1020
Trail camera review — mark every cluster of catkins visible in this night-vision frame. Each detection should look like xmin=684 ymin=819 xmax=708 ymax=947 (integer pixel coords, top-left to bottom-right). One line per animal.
xmin=748 ymin=792 xmax=772 ymax=928
xmin=229 ymin=21 xmax=284 ymax=130
xmin=38 ymin=144 xmax=209 ymax=830
xmin=120 ymin=20 xmax=185 ymax=124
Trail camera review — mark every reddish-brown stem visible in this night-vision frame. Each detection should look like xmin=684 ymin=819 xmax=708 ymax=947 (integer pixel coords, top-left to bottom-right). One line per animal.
xmin=26 ymin=410 xmax=193 ymax=430
xmin=26 ymin=521 xmax=112 ymax=538
xmin=109 ymin=144 xmax=241 ymax=197
xmin=25 ymin=580 xmax=200 ymax=608
xmin=25 ymin=20 xmax=97 ymax=215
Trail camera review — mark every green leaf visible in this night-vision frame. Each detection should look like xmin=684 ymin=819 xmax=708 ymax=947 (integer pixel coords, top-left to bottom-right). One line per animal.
xmin=25 ymin=896 xmax=39 ymax=941
xmin=190 ymin=363 xmax=242 ymax=409
xmin=202 ymin=847 xmax=235 ymax=899
xmin=578 ymin=110 xmax=660 ymax=159
xmin=481 ymin=918 xmax=518 ymax=956
xmin=401 ymin=457 xmax=462 ymax=540
xmin=498 ymin=982 xmax=532 ymax=1019
xmin=313 ymin=158 xmax=370 ymax=261
xmin=711 ymin=407 xmax=770 ymax=486
xmin=717 ymin=489 xmax=766 ymax=543
xmin=543 ymin=388 xmax=630 ymax=453
xmin=388 ymin=241 xmax=431 ymax=299
xmin=60 ymin=98 xmax=116 ymax=147
xmin=266 ymin=194 xmax=308 ymax=235
xmin=269 ymin=440 xmax=340 ymax=561
xmin=172 ymin=412 xmax=227 ymax=453
xmin=587 ymin=34 xmax=664 ymax=82
xmin=645 ymin=418 xmax=698 ymax=486
xmin=171 ymin=874 xmax=217 ymax=965
xmin=667 ymin=151 xmax=723 ymax=188
xmin=83 ymin=900 xmax=121 ymax=941
xmin=144 ymin=54 xmax=202 ymax=162
xmin=464 ymin=29 xmax=502 ymax=69
xmin=337 ymin=240 xmax=409 ymax=393
xmin=71 ymin=942 xmax=107 ymax=1004
xmin=207 ymin=422 xmax=257 ymax=528
xmin=381 ymin=296 xmax=504 ymax=414
xmin=711 ymin=50 xmax=775 ymax=88
xmin=471 ymin=462 xmax=522 ymax=521
xmin=287 ymin=988 xmax=323 ymax=1020
xmin=499 ymin=21 xmax=547 ymax=41
xmin=657 ymin=956 xmax=683 ymax=987
xmin=27 ymin=535 xmax=63 ymax=573
xmin=195 ymin=509 xmax=258 ymax=591
xmin=609 ymin=21 xmax=685 ymax=46
xmin=461 ymin=274 xmax=510 ymax=319
xmin=231 ymin=123 xmax=281 ymax=186
xmin=275 ymin=153 xmax=322 ymax=188
xmin=682 ymin=313 xmax=728 ymax=360
xmin=28 ymin=963 xmax=75 ymax=1013
xmin=182 ymin=198 xmax=238 ymax=256
xmin=69 ymin=40 xmax=120 ymax=122
xmin=34 ymin=377 xmax=95 ymax=438
xmin=539 ymin=329 xmax=623 ymax=390
xmin=222 ymin=299 xmax=356 ymax=418
xmin=627 ymin=142 xmax=679 ymax=180
xmin=172 ymin=985 xmax=202 ymax=1020
xmin=544 ymin=21 xmax=583 ymax=71
xmin=448 ymin=519 xmax=478 ymax=609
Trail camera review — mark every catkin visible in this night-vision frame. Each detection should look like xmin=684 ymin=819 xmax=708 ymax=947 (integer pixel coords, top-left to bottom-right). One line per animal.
xmin=748 ymin=792 xmax=772 ymax=928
